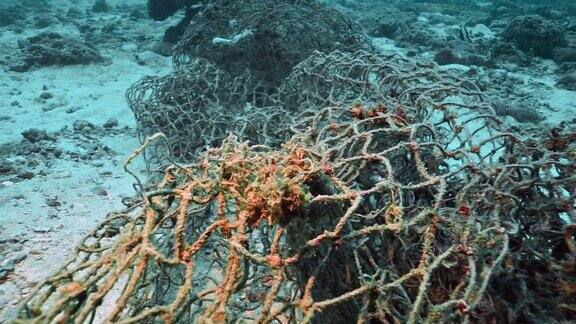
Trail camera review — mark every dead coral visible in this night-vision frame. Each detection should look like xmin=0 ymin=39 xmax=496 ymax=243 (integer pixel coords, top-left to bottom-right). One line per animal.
xmin=502 ymin=15 xmax=567 ymax=59
xmin=0 ymin=4 xmax=26 ymax=27
xmin=9 ymin=32 xmax=104 ymax=72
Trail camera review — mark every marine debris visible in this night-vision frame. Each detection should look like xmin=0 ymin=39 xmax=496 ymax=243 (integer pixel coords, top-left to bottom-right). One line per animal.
xmin=3 ymin=1 xmax=576 ymax=323
xmin=14 ymin=50 xmax=576 ymax=323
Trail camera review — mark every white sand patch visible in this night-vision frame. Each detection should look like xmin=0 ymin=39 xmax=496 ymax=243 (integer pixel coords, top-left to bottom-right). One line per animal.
xmin=0 ymin=52 xmax=171 ymax=145
xmin=503 ymin=62 xmax=576 ymax=126
xmin=372 ymin=37 xmax=407 ymax=56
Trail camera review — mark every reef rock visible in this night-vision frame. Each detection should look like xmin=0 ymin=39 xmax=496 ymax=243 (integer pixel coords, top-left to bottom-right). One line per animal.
xmin=8 ymin=32 xmax=104 ymax=72
xmin=553 ymin=47 xmax=576 ymax=64
xmin=556 ymin=62 xmax=576 ymax=91
xmin=502 ymin=15 xmax=567 ymax=59
xmin=0 ymin=4 xmax=25 ymax=27
xmin=434 ymin=48 xmax=490 ymax=67
xmin=92 ymin=0 xmax=110 ymax=13
xmin=0 ymin=0 xmax=53 ymax=27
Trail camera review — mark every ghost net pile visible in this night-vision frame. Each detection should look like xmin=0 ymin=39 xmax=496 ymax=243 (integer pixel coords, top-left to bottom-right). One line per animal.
xmin=128 ymin=0 xmax=371 ymax=166
xmin=173 ymin=0 xmax=372 ymax=89
xmin=14 ymin=51 xmax=575 ymax=323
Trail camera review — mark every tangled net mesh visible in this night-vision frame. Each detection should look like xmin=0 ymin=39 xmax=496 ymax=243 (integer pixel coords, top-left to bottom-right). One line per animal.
xmin=173 ymin=0 xmax=371 ymax=89
xmin=126 ymin=58 xmax=289 ymax=165
xmin=14 ymin=51 xmax=575 ymax=323
xmin=128 ymin=0 xmax=372 ymax=166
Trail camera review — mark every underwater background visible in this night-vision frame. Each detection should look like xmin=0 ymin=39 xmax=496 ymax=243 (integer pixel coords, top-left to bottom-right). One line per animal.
xmin=0 ymin=0 xmax=575 ymax=322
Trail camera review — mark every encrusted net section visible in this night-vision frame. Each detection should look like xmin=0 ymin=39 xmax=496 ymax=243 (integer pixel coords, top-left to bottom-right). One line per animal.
xmin=15 ymin=52 xmax=576 ymax=323
xmin=173 ymin=0 xmax=372 ymax=89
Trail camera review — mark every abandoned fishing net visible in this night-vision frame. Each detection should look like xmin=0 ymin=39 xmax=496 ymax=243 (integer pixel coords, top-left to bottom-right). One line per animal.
xmin=126 ymin=58 xmax=289 ymax=165
xmin=173 ymin=0 xmax=372 ymax=89
xmin=14 ymin=51 xmax=576 ymax=323
xmin=128 ymin=0 xmax=372 ymax=166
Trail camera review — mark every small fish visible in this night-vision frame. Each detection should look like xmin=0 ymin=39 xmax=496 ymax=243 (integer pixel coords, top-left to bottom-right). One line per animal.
xmin=459 ymin=20 xmax=473 ymax=43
